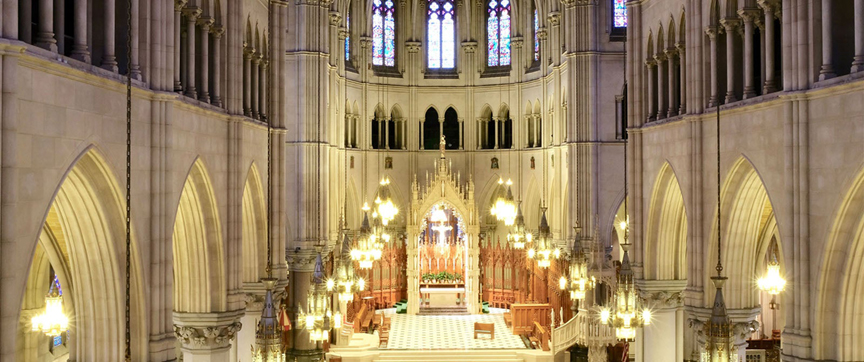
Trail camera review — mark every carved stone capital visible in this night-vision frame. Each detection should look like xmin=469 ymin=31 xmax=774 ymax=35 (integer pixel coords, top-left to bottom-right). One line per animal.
xmin=174 ymin=0 xmax=188 ymax=11
xmin=664 ymin=47 xmax=678 ymax=59
xmin=359 ymin=36 xmax=373 ymax=49
xmin=329 ymin=11 xmax=342 ymax=26
xmin=720 ymin=17 xmax=742 ymax=37
xmin=182 ymin=6 xmax=202 ymax=20
xmin=653 ymin=52 xmax=667 ymax=63
xmin=210 ymin=25 xmax=225 ymax=38
xmin=461 ymin=41 xmax=478 ymax=52
xmin=510 ymin=37 xmax=524 ymax=48
xmin=704 ymin=25 xmax=720 ymax=40
xmin=406 ymin=41 xmax=422 ymax=52
xmin=559 ymin=0 xmax=576 ymax=8
xmin=196 ymin=16 xmax=215 ymax=29
xmin=644 ymin=58 xmax=657 ymax=67
xmin=737 ymin=8 xmax=762 ymax=24
xmin=639 ymin=290 xmax=684 ymax=308
xmin=547 ymin=12 xmax=561 ymax=26
xmin=173 ymin=311 xmax=243 ymax=349
xmin=675 ymin=41 xmax=686 ymax=53
xmin=338 ymin=28 xmax=349 ymax=40
xmin=757 ymin=0 xmax=781 ymax=19
xmin=537 ymin=28 xmax=548 ymax=40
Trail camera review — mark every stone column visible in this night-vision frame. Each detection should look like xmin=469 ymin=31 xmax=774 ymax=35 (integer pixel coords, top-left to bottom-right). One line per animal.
xmin=439 ymin=117 xmax=445 ymax=145
xmin=102 ymin=0 xmax=119 ymax=72
xmin=758 ymin=0 xmax=778 ymax=93
xmin=534 ymin=115 xmax=540 ymax=147
xmin=71 ymin=0 xmax=91 ymax=62
xmin=173 ymin=312 xmax=243 ymax=362
xmin=419 ymin=119 xmax=424 ymax=150
xmin=197 ymin=17 xmax=213 ymax=103
xmin=638 ymin=280 xmax=687 ymax=362
xmin=130 ymin=0 xmax=141 ymax=79
xmin=458 ymin=118 xmax=464 ymax=149
xmin=243 ymin=46 xmax=253 ymax=116
xmin=492 ymin=117 xmax=500 ymax=149
xmin=173 ymin=0 xmax=187 ymax=91
xmin=385 ymin=117 xmax=391 ymax=149
xmin=739 ymin=9 xmax=760 ymax=97
xmin=259 ymin=60 xmax=268 ymax=119
xmin=676 ymin=43 xmax=686 ymax=114
xmin=182 ymin=7 xmax=201 ymax=98
xmin=655 ymin=52 xmax=667 ymax=118
xmin=852 ymin=0 xmax=864 ymax=72
xmin=705 ymin=26 xmax=720 ymax=107
xmin=820 ymin=0 xmax=836 ymax=80
xmin=210 ymin=26 xmax=224 ymax=107
xmin=645 ymin=59 xmax=657 ymax=120
xmin=666 ymin=48 xmax=678 ymax=117
xmin=402 ymin=119 xmax=408 ymax=149
xmin=721 ymin=18 xmax=741 ymax=104
xmin=251 ymin=54 xmax=261 ymax=119
xmin=35 ymin=0 xmax=57 ymax=51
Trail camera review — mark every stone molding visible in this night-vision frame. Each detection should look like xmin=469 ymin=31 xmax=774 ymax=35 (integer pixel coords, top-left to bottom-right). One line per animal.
xmin=173 ymin=311 xmax=244 ymax=349
xmin=406 ymin=41 xmax=422 ymax=52
xmin=461 ymin=41 xmax=478 ymax=53
xmin=636 ymin=279 xmax=687 ymax=308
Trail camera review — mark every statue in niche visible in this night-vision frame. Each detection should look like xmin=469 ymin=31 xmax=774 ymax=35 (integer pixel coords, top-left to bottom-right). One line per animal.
xmin=350 ymin=156 xmax=354 ymax=169
xmin=530 ymin=157 xmax=535 ymax=169
xmin=491 ymin=157 xmax=499 ymax=169
xmin=385 ymin=156 xmax=393 ymax=169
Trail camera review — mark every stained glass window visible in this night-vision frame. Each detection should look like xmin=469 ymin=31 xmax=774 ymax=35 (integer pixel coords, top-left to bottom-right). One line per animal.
xmin=613 ymin=0 xmax=627 ymax=28
xmin=372 ymin=0 xmax=396 ymax=67
xmin=345 ymin=14 xmax=351 ymax=61
xmin=487 ymin=0 xmax=511 ymax=67
xmin=428 ymin=0 xmax=456 ymax=69
xmin=533 ymin=9 xmax=539 ymax=61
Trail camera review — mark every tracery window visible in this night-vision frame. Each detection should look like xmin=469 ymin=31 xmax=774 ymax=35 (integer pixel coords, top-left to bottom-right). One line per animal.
xmin=612 ymin=0 xmax=627 ymax=28
xmin=372 ymin=0 xmax=396 ymax=66
xmin=428 ymin=0 xmax=456 ymax=69
xmin=486 ymin=0 xmax=511 ymax=67
xmin=345 ymin=14 xmax=351 ymax=61
xmin=533 ymin=9 xmax=540 ymax=62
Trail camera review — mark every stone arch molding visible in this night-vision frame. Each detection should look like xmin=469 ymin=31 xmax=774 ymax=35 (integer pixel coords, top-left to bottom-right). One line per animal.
xmin=406 ymin=151 xmax=480 ymax=314
xmin=644 ymin=162 xmax=688 ymax=280
xmin=172 ymin=158 xmax=227 ymax=313
xmin=706 ymin=157 xmax=781 ymax=309
xmin=816 ymin=165 xmax=864 ymax=361
xmin=242 ymin=162 xmax=267 ymax=284
xmin=18 ymin=147 xmax=146 ymax=361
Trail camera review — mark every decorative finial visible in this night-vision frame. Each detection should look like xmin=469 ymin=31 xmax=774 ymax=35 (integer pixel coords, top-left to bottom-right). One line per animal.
xmin=440 ymin=135 xmax=446 ymax=159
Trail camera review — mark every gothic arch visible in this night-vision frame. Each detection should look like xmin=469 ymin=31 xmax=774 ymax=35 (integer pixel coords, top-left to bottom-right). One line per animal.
xmin=706 ymin=157 xmax=780 ymax=309
xmin=644 ymin=162 xmax=687 ymax=280
xmin=18 ymin=148 xmax=146 ymax=361
xmin=241 ymin=163 xmax=267 ymax=284
xmin=172 ymin=159 xmax=227 ymax=313
xmin=816 ymin=165 xmax=864 ymax=361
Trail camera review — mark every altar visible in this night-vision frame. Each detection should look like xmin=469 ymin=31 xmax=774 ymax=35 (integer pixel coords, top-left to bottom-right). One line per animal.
xmin=420 ymin=284 xmax=465 ymax=307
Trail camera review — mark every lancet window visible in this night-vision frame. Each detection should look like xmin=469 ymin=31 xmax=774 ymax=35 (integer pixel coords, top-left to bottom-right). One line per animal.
xmin=487 ymin=0 xmax=512 ymax=67
xmin=372 ymin=0 xmax=396 ymax=67
xmin=428 ymin=0 xmax=456 ymax=69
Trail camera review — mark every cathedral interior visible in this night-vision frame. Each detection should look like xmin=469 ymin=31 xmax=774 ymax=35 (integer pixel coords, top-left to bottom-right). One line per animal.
xmin=0 ymin=0 xmax=863 ymax=361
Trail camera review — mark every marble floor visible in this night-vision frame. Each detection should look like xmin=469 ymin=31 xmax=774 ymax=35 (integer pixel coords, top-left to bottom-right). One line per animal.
xmin=382 ymin=312 xmax=527 ymax=350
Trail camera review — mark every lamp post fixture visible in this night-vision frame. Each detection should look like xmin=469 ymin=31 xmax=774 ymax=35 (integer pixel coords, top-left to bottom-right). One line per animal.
xmin=528 ymin=209 xmax=559 ymax=268
xmin=301 ymin=253 xmax=333 ymax=343
xmin=560 ymin=227 xmax=595 ymax=301
xmin=599 ymin=228 xmax=651 ymax=341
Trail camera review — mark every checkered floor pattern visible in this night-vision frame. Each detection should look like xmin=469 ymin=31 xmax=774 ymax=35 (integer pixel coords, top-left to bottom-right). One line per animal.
xmin=382 ymin=313 xmax=527 ymax=350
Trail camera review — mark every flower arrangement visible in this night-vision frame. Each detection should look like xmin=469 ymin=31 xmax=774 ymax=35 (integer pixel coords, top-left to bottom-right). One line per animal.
xmin=421 ymin=272 xmax=464 ymax=283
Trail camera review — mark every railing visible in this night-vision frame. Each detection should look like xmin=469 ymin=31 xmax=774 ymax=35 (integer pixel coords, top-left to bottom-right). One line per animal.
xmin=551 ymin=309 xmax=616 ymax=355
xmin=511 ymin=303 xmax=552 ymax=334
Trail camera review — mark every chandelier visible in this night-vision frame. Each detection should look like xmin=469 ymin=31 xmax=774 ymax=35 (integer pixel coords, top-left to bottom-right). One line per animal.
xmin=600 ymin=240 xmax=651 ymax=341
xmin=528 ymin=209 xmax=559 ymax=268
xmin=253 ymin=278 xmax=285 ymax=362
xmin=31 ymin=276 xmax=69 ymax=337
xmin=560 ymin=230 xmax=595 ymax=301
xmin=351 ymin=210 xmax=383 ymax=269
xmin=490 ymin=178 xmax=517 ymax=225
xmin=507 ymin=202 xmax=530 ymax=249
xmin=757 ymin=241 xmax=785 ymax=295
xmin=301 ymin=253 xmax=332 ymax=343
xmin=336 ymin=233 xmax=366 ymax=302
xmin=375 ymin=177 xmax=399 ymax=226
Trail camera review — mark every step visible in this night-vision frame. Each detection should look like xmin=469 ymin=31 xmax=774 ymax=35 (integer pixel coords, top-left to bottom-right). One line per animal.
xmin=417 ymin=306 xmax=469 ymax=315
xmin=373 ymin=350 xmax=525 ymax=362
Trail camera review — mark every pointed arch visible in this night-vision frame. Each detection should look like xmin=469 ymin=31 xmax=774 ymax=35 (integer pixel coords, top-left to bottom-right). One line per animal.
xmin=667 ymin=17 xmax=676 ymax=46
xmin=706 ymin=157 xmax=780 ymax=309
xmin=656 ymin=25 xmax=665 ymax=56
xmin=241 ymin=163 xmax=267 ymax=284
xmin=646 ymin=29 xmax=654 ymax=58
xmin=18 ymin=148 xmax=146 ymax=361
xmin=172 ymin=159 xmax=226 ymax=313
xmin=816 ymin=165 xmax=864 ymax=361
xmin=644 ymin=163 xmax=687 ymax=280
xmin=443 ymin=107 xmax=460 ymax=149
xmin=423 ymin=107 xmax=441 ymax=149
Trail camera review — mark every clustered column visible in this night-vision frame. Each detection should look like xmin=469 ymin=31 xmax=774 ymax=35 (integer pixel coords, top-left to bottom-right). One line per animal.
xmin=183 ymin=7 xmax=201 ymax=98
xmin=243 ymin=44 xmax=253 ymax=117
xmin=721 ymin=17 xmax=741 ymax=103
xmin=174 ymin=0 xmax=188 ymax=92
xmin=645 ymin=58 xmax=657 ymax=119
xmin=705 ymin=25 xmax=720 ymax=107
xmin=665 ymin=46 xmax=678 ymax=117
xmin=211 ymin=26 xmax=225 ymax=107
xmin=655 ymin=52 xmax=667 ymax=118
xmin=197 ymin=17 xmax=214 ymax=103
xmin=675 ymin=42 xmax=686 ymax=114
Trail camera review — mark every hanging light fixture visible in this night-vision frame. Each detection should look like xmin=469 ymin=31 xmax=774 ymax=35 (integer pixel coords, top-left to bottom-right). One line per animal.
xmin=336 ymin=233 xmax=366 ymax=303
xmin=696 ymin=49 xmax=736 ymax=361
xmin=599 ymin=101 xmax=651 ymax=341
xmin=490 ymin=178 xmax=518 ymax=225
xmin=507 ymin=202 xmax=529 ymax=249
xmin=375 ymin=178 xmax=399 ymax=226
xmin=560 ymin=228 xmax=595 ymax=301
xmin=528 ymin=209 xmax=559 ymax=268
xmin=757 ymin=241 xmax=785 ymax=295
xmin=31 ymin=277 xmax=70 ymax=337
xmin=300 ymin=254 xmax=333 ymax=343
xmin=351 ymin=209 xmax=382 ymax=269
